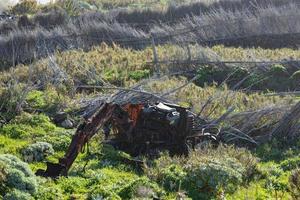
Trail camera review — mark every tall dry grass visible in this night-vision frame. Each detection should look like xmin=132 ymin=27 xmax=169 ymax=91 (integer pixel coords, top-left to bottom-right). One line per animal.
xmin=1 ymin=0 xmax=300 ymax=67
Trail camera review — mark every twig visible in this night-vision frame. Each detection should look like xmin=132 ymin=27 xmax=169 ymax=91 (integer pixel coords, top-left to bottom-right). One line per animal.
xmin=210 ymin=106 xmax=235 ymax=125
xmin=160 ymin=75 xmax=199 ymax=97
xmin=265 ymin=91 xmax=300 ymax=96
xmin=76 ymin=85 xmax=168 ymax=102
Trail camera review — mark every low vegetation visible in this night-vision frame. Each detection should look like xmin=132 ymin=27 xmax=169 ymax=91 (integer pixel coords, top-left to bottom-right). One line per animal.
xmin=0 ymin=1 xmax=300 ymax=199
xmin=0 ymin=43 xmax=299 ymax=198
xmin=1 ymin=0 xmax=300 ymax=66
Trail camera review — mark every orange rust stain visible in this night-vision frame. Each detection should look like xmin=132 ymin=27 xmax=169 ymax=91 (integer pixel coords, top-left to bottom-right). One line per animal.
xmin=122 ymin=104 xmax=144 ymax=126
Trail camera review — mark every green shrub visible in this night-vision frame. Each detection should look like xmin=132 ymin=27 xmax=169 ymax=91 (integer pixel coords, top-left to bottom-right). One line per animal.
xmin=4 ymin=189 xmax=34 ymax=200
xmin=39 ymin=130 xmax=73 ymax=151
xmin=11 ymin=0 xmax=38 ymax=15
xmin=34 ymin=178 xmax=65 ymax=200
xmin=57 ymin=176 xmax=89 ymax=194
xmin=0 ymin=154 xmax=37 ymax=198
xmin=118 ymin=177 xmax=162 ymax=199
xmin=26 ymin=90 xmax=47 ymax=110
xmin=21 ymin=142 xmax=54 ymax=163
xmin=25 ymin=88 xmax=66 ymax=114
xmin=0 ymin=123 xmax=31 ymax=139
xmin=280 ymin=157 xmax=300 ymax=171
xmin=159 ymin=164 xmax=186 ymax=192
xmin=0 ymin=162 xmax=8 ymax=195
xmin=226 ymin=180 xmax=269 ymax=200
xmin=190 ymin=145 xmax=258 ymax=182
xmin=145 ymin=152 xmax=185 ymax=181
xmin=0 ymin=113 xmax=57 ymax=139
xmin=128 ymin=69 xmax=150 ymax=81
xmin=0 ymin=136 xmax=29 ymax=156
xmin=259 ymin=164 xmax=288 ymax=197
xmin=86 ymin=167 xmax=139 ymax=192
xmin=99 ymin=144 xmax=132 ymax=167
xmin=255 ymin=141 xmax=284 ymax=162
xmin=196 ymin=65 xmax=227 ymax=86
xmin=0 ymin=83 xmax=28 ymax=121
xmin=146 ymin=146 xmax=258 ymax=199
xmin=265 ymin=176 xmax=289 ymax=198
xmin=184 ymin=156 xmax=245 ymax=199
xmin=289 ymin=169 xmax=300 ymax=200
xmin=196 ymin=66 xmax=249 ymax=88
xmin=88 ymin=187 xmax=121 ymax=200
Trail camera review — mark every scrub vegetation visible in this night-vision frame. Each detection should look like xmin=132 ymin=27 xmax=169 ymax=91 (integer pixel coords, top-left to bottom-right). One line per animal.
xmin=0 ymin=0 xmax=300 ymax=199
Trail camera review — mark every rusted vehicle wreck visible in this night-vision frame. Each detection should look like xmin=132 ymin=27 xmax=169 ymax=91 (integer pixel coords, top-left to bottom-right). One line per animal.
xmin=37 ymin=101 xmax=218 ymax=177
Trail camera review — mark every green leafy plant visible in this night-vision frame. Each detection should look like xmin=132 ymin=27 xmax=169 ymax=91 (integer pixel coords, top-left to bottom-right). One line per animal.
xmin=159 ymin=164 xmax=186 ymax=192
xmin=118 ymin=177 xmax=162 ymax=199
xmin=128 ymin=69 xmax=150 ymax=81
xmin=184 ymin=156 xmax=245 ymax=199
xmin=4 ymin=189 xmax=34 ymax=200
xmin=263 ymin=165 xmax=289 ymax=199
xmin=280 ymin=157 xmax=300 ymax=171
xmin=0 ymin=154 xmax=37 ymax=199
xmin=21 ymin=142 xmax=54 ymax=163
xmin=0 ymin=113 xmax=56 ymax=139
xmin=39 ymin=130 xmax=73 ymax=151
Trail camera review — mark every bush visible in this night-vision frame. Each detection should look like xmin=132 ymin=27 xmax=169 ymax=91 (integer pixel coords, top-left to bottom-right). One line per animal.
xmin=146 ymin=146 xmax=258 ymax=199
xmin=259 ymin=164 xmax=288 ymax=197
xmin=0 ymin=83 xmax=28 ymax=121
xmin=99 ymin=144 xmax=132 ymax=167
xmin=118 ymin=177 xmax=162 ymax=199
xmin=280 ymin=157 xmax=300 ymax=171
xmin=184 ymin=156 xmax=245 ymax=199
xmin=34 ymin=177 xmax=65 ymax=200
xmin=144 ymin=151 xmax=185 ymax=182
xmin=57 ymin=176 xmax=89 ymax=195
xmin=0 ymin=154 xmax=37 ymax=198
xmin=0 ymin=113 xmax=57 ymax=139
xmin=25 ymin=88 xmax=66 ymax=114
xmin=0 ymin=162 xmax=8 ymax=194
xmin=128 ymin=69 xmax=150 ymax=81
xmin=21 ymin=142 xmax=54 ymax=163
xmin=39 ymin=130 xmax=73 ymax=151
xmin=11 ymin=0 xmax=38 ymax=15
xmin=289 ymin=169 xmax=300 ymax=200
xmin=4 ymin=189 xmax=34 ymax=200
xmin=159 ymin=164 xmax=186 ymax=192
xmin=89 ymin=187 xmax=121 ymax=200
xmin=25 ymin=90 xmax=47 ymax=110
xmin=86 ymin=167 xmax=140 ymax=198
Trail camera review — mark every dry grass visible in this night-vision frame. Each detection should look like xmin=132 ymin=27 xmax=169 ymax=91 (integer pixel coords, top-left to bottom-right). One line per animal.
xmin=1 ymin=0 xmax=300 ymax=66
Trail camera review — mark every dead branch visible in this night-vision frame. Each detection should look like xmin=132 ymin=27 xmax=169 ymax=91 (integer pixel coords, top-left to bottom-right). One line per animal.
xmin=160 ymin=75 xmax=199 ymax=97
xmin=210 ymin=106 xmax=235 ymax=125
xmin=76 ymin=85 xmax=163 ymax=99
xmin=270 ymin=101 xmax=300 ymax=140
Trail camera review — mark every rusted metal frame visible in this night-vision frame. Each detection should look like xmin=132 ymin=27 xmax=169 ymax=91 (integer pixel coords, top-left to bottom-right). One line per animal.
xmin=59 ymin=103 xmax=117 ymax=175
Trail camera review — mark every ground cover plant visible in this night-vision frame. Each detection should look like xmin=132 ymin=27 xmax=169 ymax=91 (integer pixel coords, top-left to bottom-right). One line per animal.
xmin=1 ymin=1 xmax=300 ymax=199
xmin=0 ymin=43 xmax=299 ymax=198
